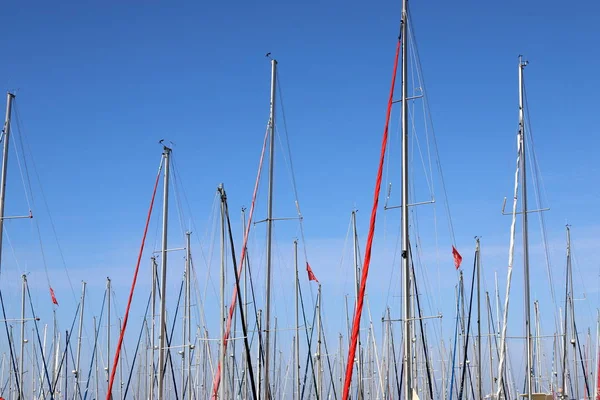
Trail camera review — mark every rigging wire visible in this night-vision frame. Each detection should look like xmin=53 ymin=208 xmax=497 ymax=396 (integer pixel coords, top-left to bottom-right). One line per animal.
xmin=12 ymin=100 xmax=77 ymax=305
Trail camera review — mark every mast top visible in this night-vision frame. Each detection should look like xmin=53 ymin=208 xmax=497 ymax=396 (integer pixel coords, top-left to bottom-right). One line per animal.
xmin=519 ymin=55 xmax=529 ymax=68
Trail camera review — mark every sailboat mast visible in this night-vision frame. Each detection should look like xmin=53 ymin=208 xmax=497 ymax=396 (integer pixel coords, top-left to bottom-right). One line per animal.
xmin=476 ymin=238 xmax=482 ymax=400
xmin=107 ymin=276 xmax=111 ymax=391
xmin=294 ymin=239 xmax=300 ymax=400
xmin=218 ymin=184 xmax=226 ymax=400
xmin=19 ymin=274 xmax=26 ymax=399
xmin=594 ymin=309 xmax=599 ymax=400
xmin=0 ymin=92 xmax=14 ymax=278
xmin=317 ymin=284 xmax=323 ymax=399
xmin=184 ymin=231 xmax=191 ymax=400
xmin=486 ymin=292 xmax=494 ymax=397
xmin=264 ymin=57 xmax=277 ymax=400
xmin=157 ymin=145 xmax=171 ymax=400
xmin=568 ymin=228 xmax=580 ymax=399
xmin=150 ymin=256 xmax=157 ymax=400
xmin=400 ymin=0 xmax=412 ymax=398
xmin=75 ymin=281 xmax=87 ymax=396
xmin=518 ymin=54 xmax=533 ymax=400
xmin=352 ymin=210 xmax=363 ymax=399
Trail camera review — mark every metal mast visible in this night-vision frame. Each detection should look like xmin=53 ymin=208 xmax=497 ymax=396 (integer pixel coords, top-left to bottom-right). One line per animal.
xmin=157 ymin=145 xmax=171 ymax=400
xmin=568 ymin=227 xmax=580 ymax=399
xmin=19 ymin=274 xmax=26 ymax=399
xmin=150 ymin=257 xmax=157 ymax=400
xmin=184 ymin=231 xmax=192 ymax=400
xmin=317 ymin=284 xmax=323 ymax=399
xmin=400 ymin=0 xmax=413 ymax=398
xmin=107 ymin=276 xmax=111 ymax=392
xmin=476 ymin=238 xmax=482 ymax=400
xmin=352 ymin=210 xmax=363 ymax=399
xmin=0 ymin=92 xmax=15 ymax=277
xmin=218 ymin=184 xmax=226 ymax=400
xmin=294 ymin=240 xmax=300 ymax=400
xmin=519 ymin=55 xmax=533 ymax=400
xmin=264 ymin=57 xmax=277 ymax=400
xmin=75 ymin=281 xmax=87 ymax=396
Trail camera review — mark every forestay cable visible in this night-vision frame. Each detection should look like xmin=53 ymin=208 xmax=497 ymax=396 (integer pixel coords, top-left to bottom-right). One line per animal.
xmin=341 ymin=37 xmax=400 ymax=400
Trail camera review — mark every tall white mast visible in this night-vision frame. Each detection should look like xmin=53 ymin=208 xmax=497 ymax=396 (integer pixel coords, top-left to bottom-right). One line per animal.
xmin=594 ymin=309 xmax=599 ymax=400
xmin=294 ymin=239 xmax=300 ymax=400
xmin=150 ymin=256 xmax=157 ymax=400
xmin=400 ymin=0 xmax=413 ymax=398
xmin=218 ymin=184 xmax=226 ymax=400
xmin=0 ymin=92 xmax=15 ymax=277
xmin=107 ymin=276 xmax=111 ymax=393
xmin=476 ymin=238 xmax=482 ymax=400
xmin=157 ymin=145 xmax=171 ymax=400
xmin=352 ymin=210 xmax=363 ymax=399
xmin=19 ymin=274 xmax=26 ymax=399
xmin=316 ymin=284 xmax=323 ymax=399
xmin=75 ymin=281 xmax=87 ymax=397
xmin=264 ymin=57 xmax=277 ymax=400
xmin=183 ymin=231 xmax=192 ymax=400
xmin=518 ymin=55 xmax=533 ymax=400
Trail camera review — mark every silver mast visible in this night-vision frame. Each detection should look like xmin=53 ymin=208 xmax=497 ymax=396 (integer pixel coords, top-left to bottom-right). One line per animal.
xmin=486 ymin=292 xmax=494 ymax=397
xmin=316 ymin=284 xmax=323 ymax=399
xmin=242 ymin=208 xmax=248 ymax=400
xmin=94 ymin=316 xmax=99 ymax=400
xmin=0 ymin=92 xmax=15 ymax=277
xmin=294 ymin=239 xmax=300 ymax=400
xmin=400 ymin=0 xmax=412 ymax=398
xmin=157 ymin=145 xmax=171 ymax=400
xmin=257 ymin=309 xmax=262 ymax=397
xmin=107 ymin=276 xmax=111 ymax=390
xmin=150 ymin=256 xmax=157 ymax=400
xmin=75 ymin=281 xmax=87 ymax=397
xmin=264 ymin=57 xmax=277 ymax=400
xmin=352 ymin=210 xmax=363 ymax=399
xmin=476 ymin=238 xmax=482 ymax=400
xmin=518 ymin=55 xmax=533 ymax=400
xmin=594 ymin=310 xmax=599 ymax=400
xmin=184 ymin=231 xmax=192 ymax=400
xmin=218 ymin=184 xmax=226 ymax=400
xmin=567 ymin=227 xmax=579 ymax=399
xmin=19 ymin=274 xmax=26 ymax=399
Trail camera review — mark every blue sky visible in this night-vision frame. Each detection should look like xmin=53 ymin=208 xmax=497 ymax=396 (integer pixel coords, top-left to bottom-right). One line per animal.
xmin=0 ymin=0 xmax=599 ymax=395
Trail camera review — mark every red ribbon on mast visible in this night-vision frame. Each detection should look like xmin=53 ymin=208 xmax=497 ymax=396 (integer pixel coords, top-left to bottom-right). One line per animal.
xmin=341 ymin=38 xmax=401 ymax=400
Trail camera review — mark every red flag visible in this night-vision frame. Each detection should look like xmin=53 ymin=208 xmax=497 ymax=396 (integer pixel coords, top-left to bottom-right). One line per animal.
xmin=452 ymin=246 xmax=462 ymax=270
xmin=306 ymin=262 xmax=319 ymax=283
xmin=49 ymin=287 xmax=59 ymax=306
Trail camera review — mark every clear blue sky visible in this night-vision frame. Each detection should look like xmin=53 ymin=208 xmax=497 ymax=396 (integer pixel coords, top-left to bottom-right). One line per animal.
xmin=0 ymin=0 xmax=599 ymax=393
